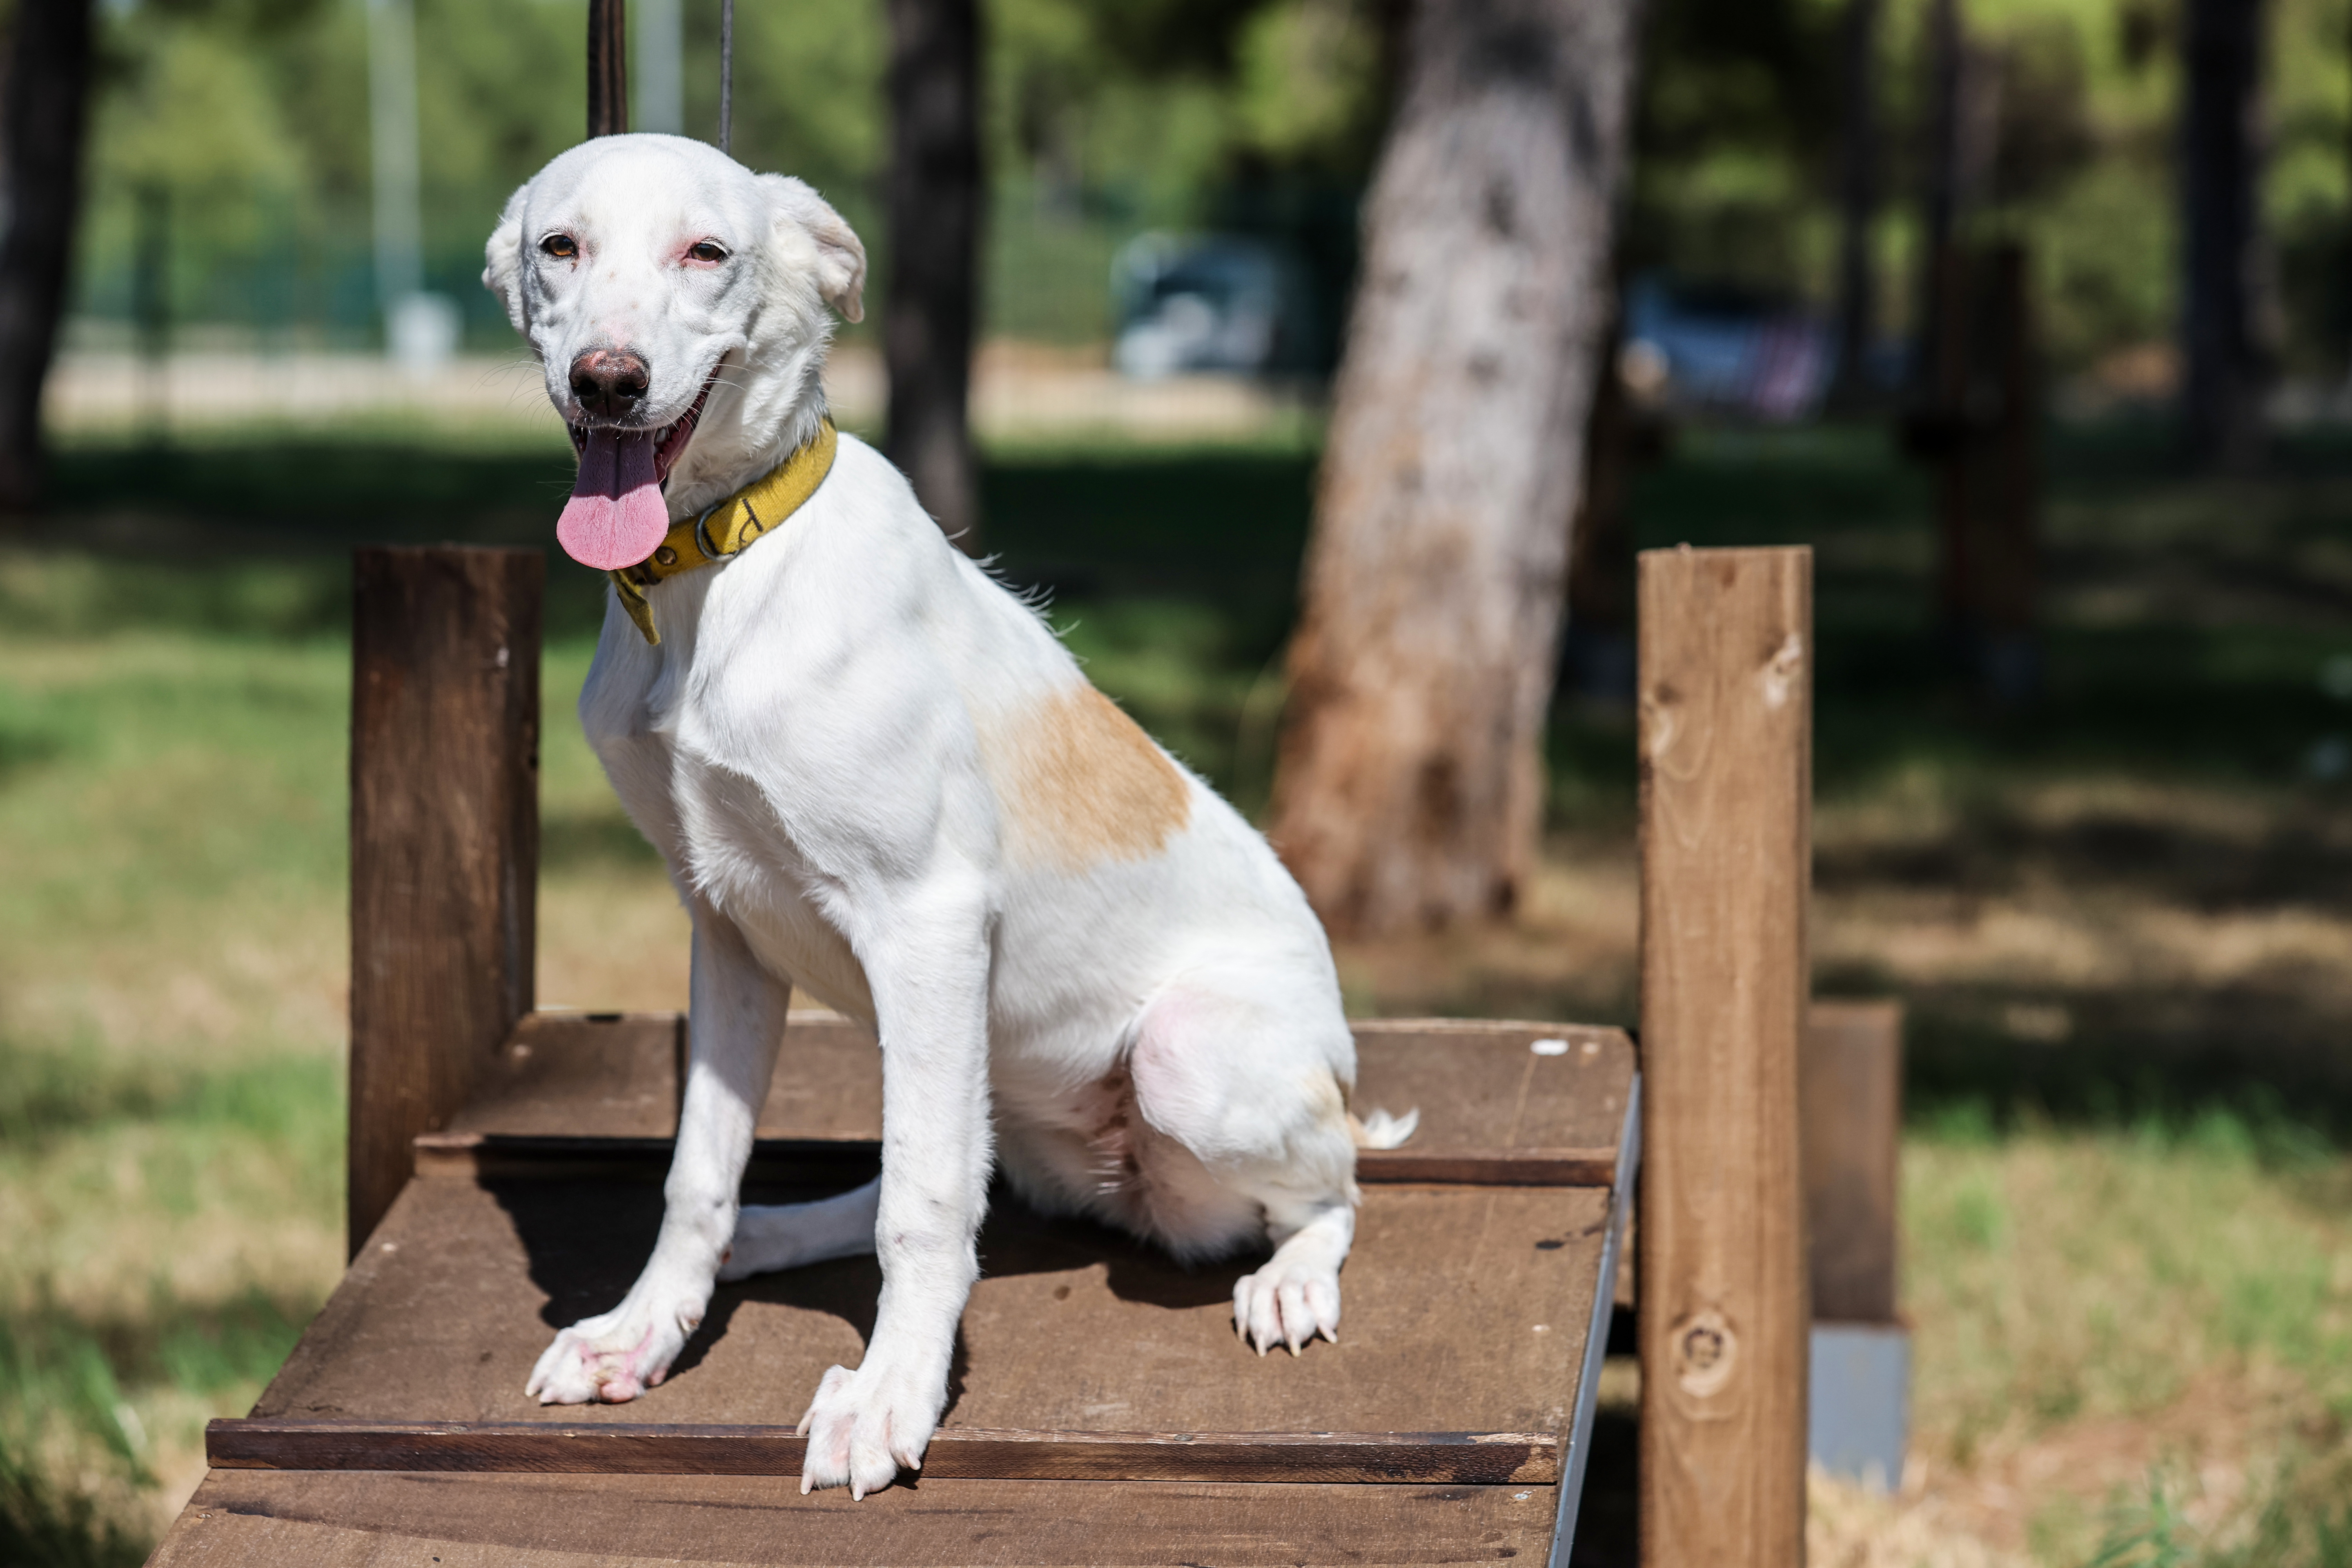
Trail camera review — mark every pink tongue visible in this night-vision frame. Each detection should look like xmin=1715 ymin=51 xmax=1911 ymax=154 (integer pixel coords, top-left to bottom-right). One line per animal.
xmin=558 ymin=428 xmax=670 ymax=570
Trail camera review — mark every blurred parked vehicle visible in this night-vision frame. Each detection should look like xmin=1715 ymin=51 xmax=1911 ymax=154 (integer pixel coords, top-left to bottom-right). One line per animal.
xmin=1112 ymin=233 xmax=1318 ymax=379
xmin=1622 ymin=272 xmax=1838 ymax=421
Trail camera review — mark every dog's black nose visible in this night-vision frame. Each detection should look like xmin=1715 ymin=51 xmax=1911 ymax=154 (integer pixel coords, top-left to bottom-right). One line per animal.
xmin=570 ymin=349 xmax=651 ymax=418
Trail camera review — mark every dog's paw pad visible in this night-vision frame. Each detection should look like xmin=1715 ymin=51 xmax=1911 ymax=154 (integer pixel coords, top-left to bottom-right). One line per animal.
xmin=526 ymin=1316 xmax=678 ymax=1405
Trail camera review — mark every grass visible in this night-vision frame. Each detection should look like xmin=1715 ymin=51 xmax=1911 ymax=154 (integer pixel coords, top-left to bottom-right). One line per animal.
xmin=6 ymin=415 xmax=2352 ymax=1559
xmin=1897 ymin=1108 xmax=2352 ymax=1561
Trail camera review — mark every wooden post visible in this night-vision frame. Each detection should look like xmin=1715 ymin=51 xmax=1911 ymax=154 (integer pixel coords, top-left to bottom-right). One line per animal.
xmin=588 ymin=0 xmax=628 ymax=139
xmin=348 ymin=547 xmax=542 ymax=1256
xmin=1637 ymin=545 xmax=1811 ymax=1565
xmin=1802 ymin=1000 xmax=1902 ymax=1324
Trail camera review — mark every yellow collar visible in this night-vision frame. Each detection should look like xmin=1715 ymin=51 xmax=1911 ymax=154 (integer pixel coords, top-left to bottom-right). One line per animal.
xmin=608 ymin=418 xmax=839 ymax=645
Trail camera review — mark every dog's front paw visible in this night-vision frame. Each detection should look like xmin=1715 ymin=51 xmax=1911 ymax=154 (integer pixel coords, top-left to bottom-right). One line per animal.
xmin=794 ymin=1356 xmax=945 ymax=1499
xmin=525 ymin=1294 xmax=702 ymax=1405
xmin=1233 ymin=1254 xmax=1341 ymax=1357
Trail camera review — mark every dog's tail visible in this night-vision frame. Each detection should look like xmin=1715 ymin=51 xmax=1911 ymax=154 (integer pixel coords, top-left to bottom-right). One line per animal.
xmin=1348 ymin=1106 xmax=1420 ymax=1150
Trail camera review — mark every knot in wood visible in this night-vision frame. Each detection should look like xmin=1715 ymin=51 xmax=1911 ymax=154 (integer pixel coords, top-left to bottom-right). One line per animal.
xmin=1671 ymin=1307 xmax=1737 ymax=1399
xmin=1759 ymin=633 xmax=1804 ymax=708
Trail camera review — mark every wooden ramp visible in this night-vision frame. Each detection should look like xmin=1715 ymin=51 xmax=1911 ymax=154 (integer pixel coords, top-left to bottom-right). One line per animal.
xmin=152 ymin=1011 xmax=1638 ymax=1567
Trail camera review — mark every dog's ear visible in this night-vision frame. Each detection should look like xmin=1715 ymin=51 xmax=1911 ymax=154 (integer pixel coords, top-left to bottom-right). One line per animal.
xmin=482 ymin=183 xmax=530 ymax=334
xmin=762 ymin=175 xmax=867 ymax=324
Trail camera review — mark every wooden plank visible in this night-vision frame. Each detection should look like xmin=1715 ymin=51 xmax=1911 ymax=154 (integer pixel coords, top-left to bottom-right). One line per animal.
xmin=759 ymin=1011 xmax=882 ymax=1139
xmin=463 ymin=1009 xmax=1636 ymax=1161
xmin=206 ymin=1418 xmax=1559 ymax=1485
xmin=414 ymin=1130 xmax=1615 ymax=1189
xmin=250 ymin=1173 xmax=1608 ymax=1440
xmin=446 ymin=1012 xmax=683 ymax=1140
xmin=414 ymin=1132 xmax=883 ymax=1187
xmin=1360 ymin=1146 xmax=1612 ymax=1186
xmin=1351 ymin=1020 xmax=1635 ymax=1152
xmin=1804 ymin=999 xmax=1904 ymax=1325
xmin=1636 ymin=545 xmax=1811 ymax=1566
xmin=148 ymin=1468 xmax=1562 ymax=1568
xmin=348 ymin=546 xmax=542 ymax=1258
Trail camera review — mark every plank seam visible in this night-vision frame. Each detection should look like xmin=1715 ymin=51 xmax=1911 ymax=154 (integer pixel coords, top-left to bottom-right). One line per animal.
xmin=206 ymin=1419 xmax=1564 ymax=1485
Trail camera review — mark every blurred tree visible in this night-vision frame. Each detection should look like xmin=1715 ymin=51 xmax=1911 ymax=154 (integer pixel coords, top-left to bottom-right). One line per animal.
xmin=1619 ymin=0 xmax=1831 ymax=294
xmin=885 ymin=0 xmax=982 ymax=550
xmin=0 ymin=0 xmax=96 ymax=513
xmin=2180 ymin=0 xmax=2268 ymax=470
xmin=1268 ymin=0 xmax=1640 ymax=935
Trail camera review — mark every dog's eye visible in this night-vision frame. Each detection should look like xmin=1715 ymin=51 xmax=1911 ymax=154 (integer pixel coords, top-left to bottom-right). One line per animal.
xmin=540 ymin=234 xmax=578 ymax=260
xmin=688 ymin=241 xmax=728 ymax=263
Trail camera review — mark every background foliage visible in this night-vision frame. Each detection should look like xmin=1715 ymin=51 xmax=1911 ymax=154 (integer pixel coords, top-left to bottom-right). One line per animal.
xmin=73 ymin=0 xmax=2352 ymax=374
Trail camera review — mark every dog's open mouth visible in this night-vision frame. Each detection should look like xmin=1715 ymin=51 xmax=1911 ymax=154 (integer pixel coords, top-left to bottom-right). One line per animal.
xmin=556 ymin=371 xmax=720 ymax=571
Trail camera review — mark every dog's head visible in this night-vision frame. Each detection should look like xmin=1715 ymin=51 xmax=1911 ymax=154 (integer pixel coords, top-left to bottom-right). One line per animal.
xmin=485 ymin=134 xmax=865 ymax=566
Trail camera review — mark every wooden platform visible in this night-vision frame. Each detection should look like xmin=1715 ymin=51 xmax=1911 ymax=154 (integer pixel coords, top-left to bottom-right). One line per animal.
xmin=152 ymin=1012 xmax=1637 ymax=1567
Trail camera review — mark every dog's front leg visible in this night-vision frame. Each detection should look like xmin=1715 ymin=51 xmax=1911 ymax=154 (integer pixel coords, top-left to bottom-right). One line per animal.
xmin=528 ymin=906 xmax=786 ymax=1405
xmin=796 ymin=876 xmax=991 ymax=1499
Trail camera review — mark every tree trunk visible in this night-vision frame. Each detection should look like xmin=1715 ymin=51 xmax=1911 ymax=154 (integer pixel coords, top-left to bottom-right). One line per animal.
xmin=2181 ymin=0 xmax=2266 ymax=471
xmin=1915 ymin=0 xmax=1961 ymax=402
xmin=1267 ymin=0 xmax=1641 ymax=937
xmin=1828 ymin=0 xmax=1881 ymax=408
xmin=0 ymin=0 xmax=96 ymax=515
xmin=884 ymin=0 xmax=982 ymax=552
xmin=1918 ymin=240 xmax=2040 ymax=706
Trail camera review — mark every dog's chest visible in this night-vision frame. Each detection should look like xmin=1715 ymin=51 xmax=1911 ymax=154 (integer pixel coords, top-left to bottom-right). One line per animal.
xmin=583 ymin=626 xmax=877 ymax=1017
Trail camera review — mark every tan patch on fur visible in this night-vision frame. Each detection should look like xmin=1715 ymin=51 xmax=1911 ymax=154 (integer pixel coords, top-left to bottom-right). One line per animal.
xmin=982 ymin=684 xmax=1191 ymax=871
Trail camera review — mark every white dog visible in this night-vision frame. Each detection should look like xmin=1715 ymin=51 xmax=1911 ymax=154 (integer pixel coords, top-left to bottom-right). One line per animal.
xmin=483 ymin=134 xmax=1409 ymax=1499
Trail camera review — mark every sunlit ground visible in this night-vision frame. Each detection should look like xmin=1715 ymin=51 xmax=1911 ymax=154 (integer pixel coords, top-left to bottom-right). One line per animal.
xmin=6 ymin=416 xmax=2352 ymax=1561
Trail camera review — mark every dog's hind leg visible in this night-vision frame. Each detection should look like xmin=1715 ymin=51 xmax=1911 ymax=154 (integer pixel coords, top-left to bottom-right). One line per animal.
xmin=720 ymin=1176 xmax=880 ymax=1279
xmin=1124 ymin=970 xmax=1369 ymax=1356
xmin=527 ymin=905 xmax=788 ymax=1405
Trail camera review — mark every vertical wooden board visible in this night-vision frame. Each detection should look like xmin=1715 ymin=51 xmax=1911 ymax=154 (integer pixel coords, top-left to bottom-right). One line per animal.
xmin=349 ymin=547 xmax=542 ymax=1256
xmin=1636 ymin=545 xmax=1810 ymax=1565
xmin=1803 ymin=1000 xmax=1903 ymax=1324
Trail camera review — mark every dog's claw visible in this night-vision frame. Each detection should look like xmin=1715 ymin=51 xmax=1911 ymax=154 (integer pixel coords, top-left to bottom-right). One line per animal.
xmin=1234 ymin=1254 xmax=1343 ymax=1358
xmin=795 ymin=1358 xmax=940 ymax=1497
